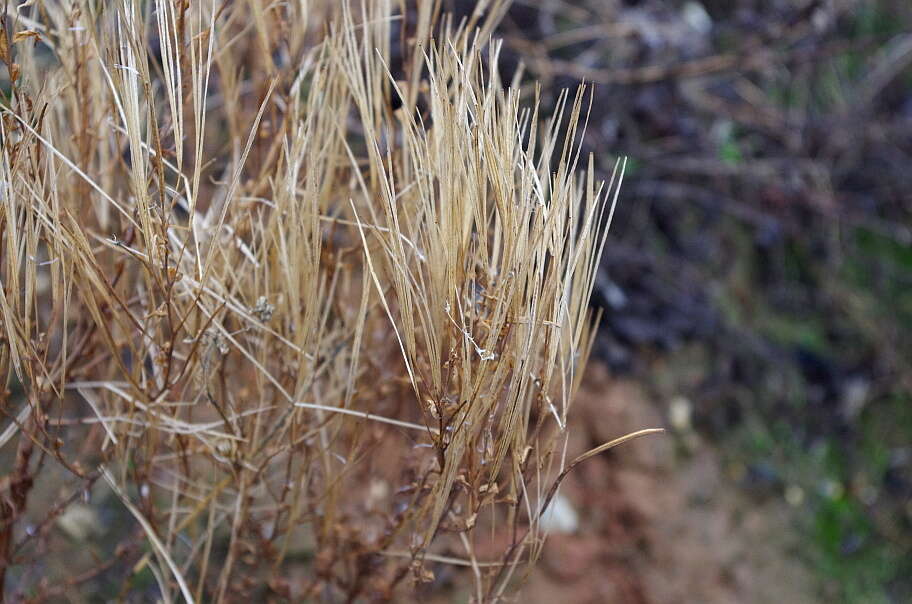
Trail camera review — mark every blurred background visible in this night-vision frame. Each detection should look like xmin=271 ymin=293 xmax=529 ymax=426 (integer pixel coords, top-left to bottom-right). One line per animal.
xmin=447 ymin=0 xmax=912 ymax=601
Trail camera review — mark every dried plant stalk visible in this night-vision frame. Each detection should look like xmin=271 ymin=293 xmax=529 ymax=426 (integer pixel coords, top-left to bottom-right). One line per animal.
xmin=0 ymin=1 xmax=639 ymax=601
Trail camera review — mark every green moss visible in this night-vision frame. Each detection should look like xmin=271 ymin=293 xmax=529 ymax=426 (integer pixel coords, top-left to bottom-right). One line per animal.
xmin=759 ymin=313 xmax=828 ymax=353
xmin=812 ymin=495 xmax=897 ymax=603
xmin=719 ymin=135 xmax=743 ymax=166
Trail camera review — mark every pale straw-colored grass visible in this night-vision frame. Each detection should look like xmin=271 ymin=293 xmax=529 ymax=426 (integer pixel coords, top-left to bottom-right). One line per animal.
xmin=0 ymin=1 xmax=657 ymax=600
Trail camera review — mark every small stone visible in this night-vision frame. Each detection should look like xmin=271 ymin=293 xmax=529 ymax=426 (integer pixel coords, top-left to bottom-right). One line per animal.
xmin=820 ymin=479 xmax=844 ymax=500
xmin=840 ymin=378 xmax=870 ymax=420
xmin=669 ymin=396 xmax=693 ymax=432
xmin=682 ymin=2 xmax=712 ymax=35
xmin=57 ymin=504 xmax=103 ymax=540
xmin=785 ymin=485 xmax=805 ymax=506
xmin=540 ymin=493 xmax=579 ymax=534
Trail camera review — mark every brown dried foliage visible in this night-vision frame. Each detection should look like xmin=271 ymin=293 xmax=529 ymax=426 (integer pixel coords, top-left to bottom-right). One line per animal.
xmin=0 ymin=1 xmax=646 ymax=601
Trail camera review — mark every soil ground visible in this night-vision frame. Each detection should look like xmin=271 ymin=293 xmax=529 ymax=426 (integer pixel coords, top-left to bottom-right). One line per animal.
xmin=522 ymin=363 xmax=818 ymax=603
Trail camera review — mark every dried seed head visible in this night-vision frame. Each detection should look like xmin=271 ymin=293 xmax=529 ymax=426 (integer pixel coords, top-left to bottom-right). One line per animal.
xmin=251 ymin=296 xmax=275 ymax=322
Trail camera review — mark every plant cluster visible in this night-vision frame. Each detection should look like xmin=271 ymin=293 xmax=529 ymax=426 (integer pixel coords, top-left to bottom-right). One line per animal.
xmin=0 ymin=1 xmax=639 ymax=600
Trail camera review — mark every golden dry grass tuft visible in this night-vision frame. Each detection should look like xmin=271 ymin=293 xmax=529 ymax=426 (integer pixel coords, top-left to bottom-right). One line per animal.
xmin=0 ymin=1 xmax=653 ymax=601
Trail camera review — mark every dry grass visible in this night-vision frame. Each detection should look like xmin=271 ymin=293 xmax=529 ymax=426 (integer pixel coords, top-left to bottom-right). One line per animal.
xmin=0 ymin=1 xmax=653 ymax=601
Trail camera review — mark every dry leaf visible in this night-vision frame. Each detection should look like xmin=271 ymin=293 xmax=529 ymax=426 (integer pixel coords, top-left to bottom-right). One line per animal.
xmin=0 ymin=27 xmax=10 ymax=65
xmin=13 ymin=30 xmax=42 ymax=44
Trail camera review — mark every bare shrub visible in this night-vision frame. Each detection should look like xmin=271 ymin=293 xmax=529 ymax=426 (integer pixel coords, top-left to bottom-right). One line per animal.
xmin=0 ymin=1 xmax=654 ymax=600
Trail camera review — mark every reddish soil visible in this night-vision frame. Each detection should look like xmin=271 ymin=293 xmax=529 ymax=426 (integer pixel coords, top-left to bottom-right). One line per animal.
xmin=522 ymin=363 xmax=817 ymax=603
